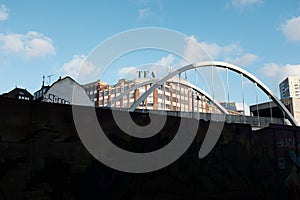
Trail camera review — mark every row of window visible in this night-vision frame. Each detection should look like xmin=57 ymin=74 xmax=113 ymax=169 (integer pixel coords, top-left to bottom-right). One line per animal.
xmin=18 ymin=95 xmax=30 ymax=100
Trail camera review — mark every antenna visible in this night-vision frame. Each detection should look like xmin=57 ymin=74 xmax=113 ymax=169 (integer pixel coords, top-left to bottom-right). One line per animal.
xmin=47 ymin=74 xmax=54 ymax=85
xmin=168 ymin=65 xmax=172 ymax=74
xmin=42 ymin=75 xmax=45 ymax=86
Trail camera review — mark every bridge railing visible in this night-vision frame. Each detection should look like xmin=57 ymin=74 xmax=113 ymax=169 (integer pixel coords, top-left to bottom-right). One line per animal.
xmin=109 ymin=108 xmax=285 ymax=127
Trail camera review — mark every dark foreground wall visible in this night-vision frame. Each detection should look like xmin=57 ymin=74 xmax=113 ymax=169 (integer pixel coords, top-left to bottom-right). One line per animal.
xmin=0 ymin=97 xmax=300 ymax=200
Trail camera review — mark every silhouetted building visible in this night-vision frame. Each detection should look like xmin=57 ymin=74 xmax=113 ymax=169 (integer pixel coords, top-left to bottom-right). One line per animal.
xmin=250 ymin=98 xmax=300 ymax=125
xmin=33 ymin=85 xmax=50 ymax=101
xmin=1 ymin=87 xmax=33 ymax=100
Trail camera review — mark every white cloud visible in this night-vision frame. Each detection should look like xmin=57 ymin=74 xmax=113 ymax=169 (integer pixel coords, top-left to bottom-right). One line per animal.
xmin=150 ymin=54 xmax=175 ymax=77
xmin=138 ymin=7 xmax=151 ymax=18
xmin=261 ymin=63 xmax=300 ymax=83
xmin=0 ymin=31 xmax=55 ymax=57
xmin=155 ymin=54 xmax=175 ymax=66
xmin=182 ymin=35 xmax=251 ymax=66
xmin=226 ymin=0 xmax=263 ymax=9
xmin=0 ymin=5 xmax=8 ymax=21
xmin=118 ymin=66 xmax=137 ymax=79
xmin=182 ymin=36 xmax=217 ymax=63
xmin=62 ymin=55 xmax=85 ymax=77
xmin=281 ymin=16 xmax=300 ymax=42
xmin=62 ymin=55 xmax=95 ymax=79
xmin=225 ymin=53 xmax=258 ymax=66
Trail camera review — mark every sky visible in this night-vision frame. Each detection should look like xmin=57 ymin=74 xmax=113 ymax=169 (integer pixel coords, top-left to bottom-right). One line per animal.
xmin=1 ymin=0 xmax=300 ymax=105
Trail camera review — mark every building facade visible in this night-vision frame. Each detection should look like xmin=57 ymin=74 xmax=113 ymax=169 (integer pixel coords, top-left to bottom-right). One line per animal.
xmin=279 ymin=76 xmax=300 ymax=99
xmin=83 ymin=75 xmax=212 ymax=113
xmin=42 ymin=76 xmax=93 ymax=106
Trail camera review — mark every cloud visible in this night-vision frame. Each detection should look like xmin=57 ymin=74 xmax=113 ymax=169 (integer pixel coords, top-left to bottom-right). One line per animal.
xmin=225 ymin=53 xmax=258 ymax=66
xmin=118 ymin=66 xmax=137 ymax=79
xmin=182 ymin=35 xmax=254 ymax=66
xmin=260 ymin=63 xmax=300 ymax=84
xmin=62 ymin=55 xmax=95 ymax=78
xmin=182 ymin=36 xmax=217 ymax=63
xmin=280 ymin=16 xmax=300 ymax=42
xmin=62 ymin=55 xmax=85 ymax=77
xmin=136 ymin=0 xmax=163 ymax=20
xmin=155 ymin=54 xmax=175 ymax=66
xmin=0 ymin=31 xmax=55 ymax=57
xmin=138 ymin=7 xmax=151 ymax=18
xmin=0 ymin=5 xmax=8 ymax=21
xmin=150 ymin=54 xmax=175 ymax=77
xmin=226 ymin=0 xmax=263 ymax=9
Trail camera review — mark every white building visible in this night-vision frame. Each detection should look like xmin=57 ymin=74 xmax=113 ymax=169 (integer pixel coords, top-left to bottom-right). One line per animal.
xmin=279 ymin=76 xmax=300 ymax=99
xmin=43 ymin=76 xmax=93 ymax=106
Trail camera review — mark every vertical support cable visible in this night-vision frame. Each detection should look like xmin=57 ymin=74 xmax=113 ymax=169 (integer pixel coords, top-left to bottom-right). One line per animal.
xmin=255 ymin=82 xmax=260 ymax=126
xmin=179 ymin=73 xmax=181 ymax=112
xmin=176 ymin=74 xmax=179 ymax=111
xmin=192 ymin=91 xmax=194 ymax=113
xmin=195 ymin=69 xmax=199 ymax=113
xmin=226 ymin=68 xmax=230 ymax=108
xmin=269 ymin=95 xmax=273 ymax=124
xmin=195 ymin=69 xmax=198 ymax=86
xmin=211 ymin=66 xmax=215 ymax=101
xmin=241 ymin=74 xmax=245 ymax=122
xmin=195 ymin=69 xmax=198 ymax=113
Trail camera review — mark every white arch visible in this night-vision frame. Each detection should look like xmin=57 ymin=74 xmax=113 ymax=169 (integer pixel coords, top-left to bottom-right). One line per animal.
xmin=129 ymin=61 xmax=298 ymax=126
xmin=106 ymin=78 xmax=229 ymax=114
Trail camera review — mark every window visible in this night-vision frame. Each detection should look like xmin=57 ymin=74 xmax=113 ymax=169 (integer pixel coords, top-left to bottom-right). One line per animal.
xmin=166 ymin=96 xmax=170 ymax=101
xmin=117 ymin=87 xmax=121 ymax=93
xmin=124 ymin=86 xmax=129 ymax=91
xmin=158 ymin=93 xmax=163 ymax=99
xmin=130 ymin=92 xmax=134 ymax=98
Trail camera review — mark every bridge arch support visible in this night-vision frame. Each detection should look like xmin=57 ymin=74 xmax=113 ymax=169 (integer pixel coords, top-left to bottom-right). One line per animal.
xmin=129 ymin=61 xmax=298 ymax=126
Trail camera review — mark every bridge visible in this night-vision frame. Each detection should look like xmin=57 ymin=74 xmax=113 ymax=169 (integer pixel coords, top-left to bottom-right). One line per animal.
xmin=104 ymin=61 xmax=298 ymax=128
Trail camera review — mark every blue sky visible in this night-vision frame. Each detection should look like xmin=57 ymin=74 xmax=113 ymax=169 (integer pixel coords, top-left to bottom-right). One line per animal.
xmin=1 ymin=0 xmax=300 ymax=105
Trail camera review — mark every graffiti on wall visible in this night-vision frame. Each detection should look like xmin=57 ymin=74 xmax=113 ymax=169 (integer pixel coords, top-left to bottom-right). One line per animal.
xmin=43 ymin=93 xmax=70 ymax=104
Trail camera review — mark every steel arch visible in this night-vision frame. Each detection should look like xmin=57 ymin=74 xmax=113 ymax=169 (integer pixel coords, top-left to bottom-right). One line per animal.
xmin=106 ymin=78 xmax=229 ymax=114
xmin=129 ymin=61 xmax=298 ymax=126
